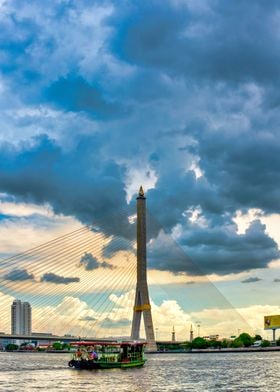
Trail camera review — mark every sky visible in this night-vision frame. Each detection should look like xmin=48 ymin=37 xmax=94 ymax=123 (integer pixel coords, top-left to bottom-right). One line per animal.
xmin=0 ymin=0 xmax=280 ymax=341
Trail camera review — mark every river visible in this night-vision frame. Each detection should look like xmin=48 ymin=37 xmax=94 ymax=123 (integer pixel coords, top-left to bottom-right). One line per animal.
xmin=0 ymin=351 xmax=279 ymax=391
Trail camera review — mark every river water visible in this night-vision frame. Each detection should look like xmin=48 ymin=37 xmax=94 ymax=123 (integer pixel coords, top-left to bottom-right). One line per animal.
xmin=0 ymin=351 xmax=279 ymax=391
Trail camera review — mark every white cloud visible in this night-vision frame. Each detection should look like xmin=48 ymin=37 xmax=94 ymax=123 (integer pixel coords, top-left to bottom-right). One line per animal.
xmin=0 ymin=103 xmax=100 ymax=148
xmin=190 ymin=161 xmax=203 ymax=179
xmin=6 ymin=2 xmax=115 ymax=82
xmin=0 ymin=212 xmax=82 ymax=256
xmin=233 ymin=208 xmax=263 ymax=235
xmin=0 ymin=291 xmax=15 ymax=332
xmin=1 ymin=285 xmax=279 ymax=342
xmin=0 ymin=198 xmax=53 ymax=217
xmin=233 ymin=209 xmax=280 ymax=269
xmin=189 ymin=304 xmax=280 ymax=340
xmin=32 ymin=296 xmax=98 ymax=336
xmin=125 ymin=166 xmax=157 ymax=202
xmin=184 ymin=206 xmax=207 ymax=227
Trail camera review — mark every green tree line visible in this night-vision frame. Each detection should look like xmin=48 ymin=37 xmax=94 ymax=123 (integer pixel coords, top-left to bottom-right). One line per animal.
xmin=157 ymin=333 xmax=280 ymax=351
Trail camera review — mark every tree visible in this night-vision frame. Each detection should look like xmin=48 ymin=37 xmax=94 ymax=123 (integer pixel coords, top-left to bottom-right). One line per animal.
xmin=239 ymin=333 xmax=253 ymax=347
xmin=6 ymin=343 xmax=18 ymax=351
xmin=208 ymin=340 xmax=221 ymax=349
xmin=261 ymin=340 xmax=270 ymax=347
xmin=221 ymin=339 xmax=230 ymax=348
xmin=231 ymin=338 xmax=243 ymax=348
xmin=181 ymin=341 xmax=192 ymax=350
xmin=191 ymin=337 xmax=209 ymax=349
xmin=276 ymin=338 xmax=280 ymax=347
xmin=52 ymin=342 xmax=63 ymax=350
xmin=254 ymin=334 xmax=262 ymax=341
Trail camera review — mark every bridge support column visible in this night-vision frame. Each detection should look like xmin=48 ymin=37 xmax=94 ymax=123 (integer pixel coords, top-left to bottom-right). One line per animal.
xmin=131 ymin=186 xmax=157 ymax=351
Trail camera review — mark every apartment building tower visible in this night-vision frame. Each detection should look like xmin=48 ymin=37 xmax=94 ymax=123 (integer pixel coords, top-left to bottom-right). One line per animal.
xmin=11 ymin=300 xmax=32 ymax=336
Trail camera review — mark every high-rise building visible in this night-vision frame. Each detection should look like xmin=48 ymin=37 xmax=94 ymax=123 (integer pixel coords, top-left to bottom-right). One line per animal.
xmin=11 ymin=300 xmax=32 ymax=335
xmin=11 ymin=300 xmax=21 ymax=335
xmin=22 ymin=302 xmax=31 ymax=335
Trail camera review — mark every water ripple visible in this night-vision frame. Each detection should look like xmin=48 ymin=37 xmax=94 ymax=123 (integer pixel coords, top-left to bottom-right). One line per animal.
xmin=0 ymin=352 xmax=279 ymax=391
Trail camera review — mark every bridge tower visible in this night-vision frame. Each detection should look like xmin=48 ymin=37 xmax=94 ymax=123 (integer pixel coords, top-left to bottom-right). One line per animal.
xmin=131 ymin=186 xmax=157 ymax=351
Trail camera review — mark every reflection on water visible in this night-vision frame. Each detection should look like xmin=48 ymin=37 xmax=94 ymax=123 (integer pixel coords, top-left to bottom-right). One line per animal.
xmin=0 ymin=351 xmax=279 ymax=391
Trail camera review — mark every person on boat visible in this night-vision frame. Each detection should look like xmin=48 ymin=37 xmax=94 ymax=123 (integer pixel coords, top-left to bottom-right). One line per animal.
xmin=87 ymin=350 xmax=94 ymax=361
xmin=93 ymin=350 xmax=98 ymax=360
xmin=81 ymin=348 xmax=88 ymax=361
xmin=76 ymin=348 xmax=82 ymax=361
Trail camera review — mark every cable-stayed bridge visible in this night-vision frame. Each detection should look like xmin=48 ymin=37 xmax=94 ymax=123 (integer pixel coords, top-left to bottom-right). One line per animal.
xmin=0 ymin=224 xmax=139 ymax=340
xmin=0 ymin=188 xmax=253 ymax=345
xmin=0 ymin=333 xmax=113 ymax=343
xmin=0 ymin=188 xmax=158 ymax=349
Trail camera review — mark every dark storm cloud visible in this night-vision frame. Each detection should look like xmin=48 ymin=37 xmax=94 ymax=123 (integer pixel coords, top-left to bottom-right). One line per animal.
xmin=146 ymin=167 xmax=226 ymax=236
xmin=0 ymin=0 xmax=279 ymax=278
xmin=0 ymin=132 xmax=278 ymax=276
xmin=3 ymin=268 xmax=34 ymax=281
xmin=40 ymin=272 xmax=80 ymax=284
xmin=147 ymin=170 xmax=198 ymax=232
xmin=148 ymin=231 xmax=195 ymax=274
xmin=102 ymin=236 xmax=135 ymax=259
xmin=241 ymin=277 xmax=262 ymax=284
xmin=45 ymin=77 xmax=127 ymax=119
xmin=192 ymin=128 xmax=280 ymax=214
xmin=0 ymin=135 xmax=134 ymax=239
xmin=111 ymin=1 xmax=280 ymax=84
xmin=149 ymin=221 xmax=279 ymax=275
xmin=80 ymin=252 xmax=113 ymax=270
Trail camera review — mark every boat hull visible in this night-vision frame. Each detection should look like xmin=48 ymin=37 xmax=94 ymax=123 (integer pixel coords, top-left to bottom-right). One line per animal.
xmin=68 ymin=359 xmax=146 ymax=369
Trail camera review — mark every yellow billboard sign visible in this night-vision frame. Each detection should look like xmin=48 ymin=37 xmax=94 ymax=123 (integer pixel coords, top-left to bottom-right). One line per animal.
xmin=264 ymin=315 xmax=280 ymax=330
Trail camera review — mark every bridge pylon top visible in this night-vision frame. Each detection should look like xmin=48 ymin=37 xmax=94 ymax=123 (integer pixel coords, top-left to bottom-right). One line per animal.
xmin=138 ymin=186 xmax=145 ymax=198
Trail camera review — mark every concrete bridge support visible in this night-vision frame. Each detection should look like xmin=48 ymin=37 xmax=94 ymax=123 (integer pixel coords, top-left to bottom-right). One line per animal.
xmin=131 ymin=187 xmax=157 ymax=351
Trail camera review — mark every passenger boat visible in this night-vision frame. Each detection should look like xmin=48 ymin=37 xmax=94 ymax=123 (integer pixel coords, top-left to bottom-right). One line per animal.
xmin=68 ymin=341 xmax=147 ymax=369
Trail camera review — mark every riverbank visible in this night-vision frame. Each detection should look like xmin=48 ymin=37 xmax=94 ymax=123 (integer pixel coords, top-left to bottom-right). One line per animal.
xmin=147 ymin=346 xmax=280 ymax=354
xmin=2 ymin=349 xmax=73 ymax=354
xmin=3 ymin=346 xmax=280 ymax=354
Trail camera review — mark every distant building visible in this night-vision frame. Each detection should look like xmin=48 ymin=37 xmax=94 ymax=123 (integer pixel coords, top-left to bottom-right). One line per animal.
xmin=11 ymin=300 xmax=32 ymax=336
xmin=203 ymin=335 xmax=219 ymax=341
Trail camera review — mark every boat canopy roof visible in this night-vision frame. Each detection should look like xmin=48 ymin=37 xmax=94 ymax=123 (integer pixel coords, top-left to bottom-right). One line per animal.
xmin=70 ymin=341 xmax=146 ymax=347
